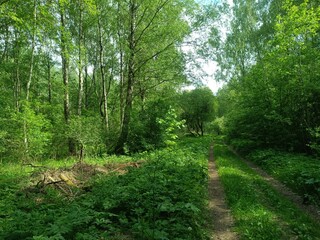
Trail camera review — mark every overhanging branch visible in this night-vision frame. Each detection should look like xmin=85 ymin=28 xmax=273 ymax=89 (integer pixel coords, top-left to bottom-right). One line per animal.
xmin=135 ymin=41 xmax=175 ymax=73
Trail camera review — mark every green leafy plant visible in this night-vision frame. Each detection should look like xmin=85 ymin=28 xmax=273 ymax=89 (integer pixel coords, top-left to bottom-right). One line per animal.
xmin=5 ymin=102 xmax=53 ymax=161
xmin=0 ymin=136 xmax=211 ymax=240
xmin=308 ymin=127 xmax=320 ymax=156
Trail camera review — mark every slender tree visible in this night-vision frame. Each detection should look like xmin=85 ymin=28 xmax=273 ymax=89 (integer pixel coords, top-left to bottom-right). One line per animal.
xmin=115 ymin=0 xmax=192 ymax=154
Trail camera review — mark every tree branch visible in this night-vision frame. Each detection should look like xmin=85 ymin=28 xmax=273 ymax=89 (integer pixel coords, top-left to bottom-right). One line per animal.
xmin=135 ymin=5 xmax=149 ymax=30
xmin=135 ymin=41 xmax=175 ymax=73
xmin=135 ymin=0 xmax=170 ymax=46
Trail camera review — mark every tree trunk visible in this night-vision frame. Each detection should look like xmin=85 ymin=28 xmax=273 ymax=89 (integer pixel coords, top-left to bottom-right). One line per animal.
xmin=84 ymin=28 xmax=89 ymax=110
xmin=59 ymin=0 xmax=74 ymax=155
xmin=13 ymin=31 xmax=21 ymax=111
xmin=1 ymin=21 xmax=9 ymax=62
xmin=59 ymin=2 xmax=70 ymax=124
xmin=98 ymin=14 xmax=109 ymax=131
xmin=200 ymin=122 xmax=204 ymax=136
xmin=47 ymin=53 xmax=52 ymax=104
xmin=84 ymin=65 xmax=88 ymax=108
xmin=26 ymin=0 xmax=36 ymax=101
xmin=119 ymin=48 xmax=125 ymax=129
xmin=77 ymin=0 xmax=84 ymax=116
xmin=115 ymin=0 xmax=136 ymax=154
xmin=117 ymin=2 xmax=125 ymax=129
xmin=24 ymin=0 xmax=37 ymax=161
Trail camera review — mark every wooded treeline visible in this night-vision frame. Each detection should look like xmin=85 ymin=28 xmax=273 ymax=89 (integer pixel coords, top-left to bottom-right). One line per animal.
xmin=212 ymin=0 xmax=320 ymax=154
xmin=0 ymin=0 xmax=219 ymax=161
xmin=4 ymin=0 xmax=317 ymax=161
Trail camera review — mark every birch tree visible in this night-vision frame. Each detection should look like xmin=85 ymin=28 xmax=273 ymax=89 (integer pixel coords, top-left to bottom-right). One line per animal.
xmin=114 ymin=0 xmax=193 ymax=154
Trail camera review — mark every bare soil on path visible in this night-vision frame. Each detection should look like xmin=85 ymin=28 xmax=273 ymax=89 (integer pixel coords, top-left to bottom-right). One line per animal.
xmin=208 ymin=144 xmax=239 ymax=240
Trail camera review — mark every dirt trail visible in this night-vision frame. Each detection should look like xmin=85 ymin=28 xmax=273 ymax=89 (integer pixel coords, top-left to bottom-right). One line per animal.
xmin=229 ymin=147 xmax=320 ymax=222
xmin=208 ymin=144 xmax=238 ymax=240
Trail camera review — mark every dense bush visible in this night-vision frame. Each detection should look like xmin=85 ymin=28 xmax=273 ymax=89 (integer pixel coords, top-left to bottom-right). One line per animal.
xmin=0 ymin=102 xmax=53 ymax=162
xmin=127 ymin=100 xmax=184 ymax=153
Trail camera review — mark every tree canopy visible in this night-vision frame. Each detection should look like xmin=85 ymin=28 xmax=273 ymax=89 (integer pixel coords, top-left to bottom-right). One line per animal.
xmin=210 ymin=0 xmax=320 ymax=154
xmin=1 ymin=0 xmax=320 ymax=160
xmin=0 ymin=0 xmax=205 ymax=160
xmin=180 ymin=87 xmax=216 ymax=136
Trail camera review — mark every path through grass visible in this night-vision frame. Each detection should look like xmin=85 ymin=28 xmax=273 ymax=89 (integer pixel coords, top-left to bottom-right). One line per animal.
xmin=214 ymin=139 xmax=320 ymax=240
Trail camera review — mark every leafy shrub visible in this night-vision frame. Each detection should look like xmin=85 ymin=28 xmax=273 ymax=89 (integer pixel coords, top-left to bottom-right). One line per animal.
xmin=67 ymin=115 xmax=104 ymax=158
xmin=248 ymin=149 xmax=285 ymax=170
xmin=308 ymin=127 xmax=320 ymax=156
xmin=157 ymin=107 xmax=185 ymax=146
xmin=127 ymin=100 xmax=184 ymax=152
xmin=209 ymin=117 xmax=225 ymax=135
xmin=1 ymin=103 xmax=52 ymax=161
xmin=229 ymin=138 xmax=258 ymax=155
xmin=84 ymin=147 xmax=208 ymax=239
xmin=297 ymin=170 xmax=320 ymax=204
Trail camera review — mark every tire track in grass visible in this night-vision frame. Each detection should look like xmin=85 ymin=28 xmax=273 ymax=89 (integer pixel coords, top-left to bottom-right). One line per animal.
xmin=214 ymin=140 xmax=320 ymax=239
xmin=208 ymin=144 xmax=238 ymax=240
xmin=228 ymin=146 xmax=320 ymax=223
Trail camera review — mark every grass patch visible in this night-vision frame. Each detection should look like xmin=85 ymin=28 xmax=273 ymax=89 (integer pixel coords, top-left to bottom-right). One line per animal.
xmin=214 ymin=138 xmax=320 ymax=240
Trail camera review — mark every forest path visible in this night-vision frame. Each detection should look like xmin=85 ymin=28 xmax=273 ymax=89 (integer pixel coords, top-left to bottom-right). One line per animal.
xmin=228 ymin=147 xmax=320 ymax=222
xmin=208 ymin=144 xmax=239 ymax=240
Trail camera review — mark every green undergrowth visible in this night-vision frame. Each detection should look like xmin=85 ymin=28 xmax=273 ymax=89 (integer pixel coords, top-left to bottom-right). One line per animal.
xmin=248 ymin=149 xmax=320 ymax=206
xmin=0 ymin=136 xmax=211 ymax=240
xmin=214 ymin=137 xmax=320 ymax=240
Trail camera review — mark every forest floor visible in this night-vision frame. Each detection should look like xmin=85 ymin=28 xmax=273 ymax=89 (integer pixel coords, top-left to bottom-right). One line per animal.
xmin=0 ymin=137 xmax=211 ymax=239
xmin=2 ymin=136 xmax=320 ymax=239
